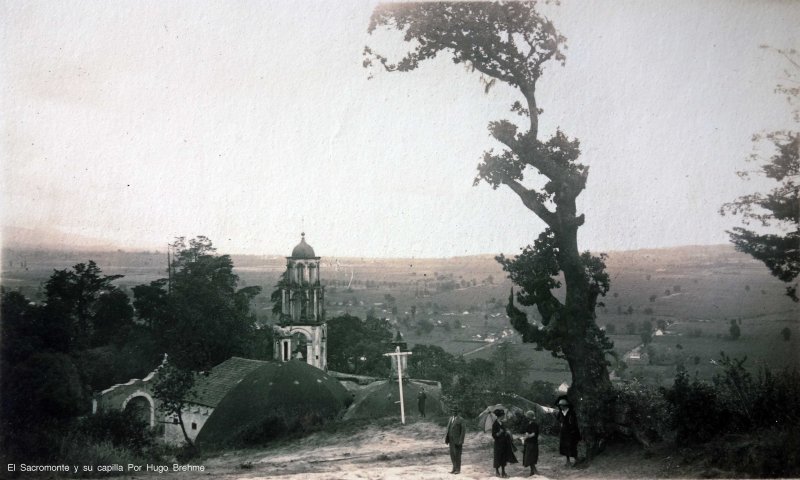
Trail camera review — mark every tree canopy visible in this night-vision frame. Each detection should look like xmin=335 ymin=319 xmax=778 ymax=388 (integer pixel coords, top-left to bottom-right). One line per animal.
xmin=133 ymin=236 xmax=262 ymax=370
xmin=721 ymin=48 xmax=799 ymax=301
xmin=43 ymin=260 xmax=131 ymax=350
xmin=326 ymin=313 xmax=392 ymax=377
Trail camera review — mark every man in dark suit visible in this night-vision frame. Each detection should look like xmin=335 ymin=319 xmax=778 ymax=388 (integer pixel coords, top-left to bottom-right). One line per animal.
xmin=444 ymin=405 xmax=466 ymax=474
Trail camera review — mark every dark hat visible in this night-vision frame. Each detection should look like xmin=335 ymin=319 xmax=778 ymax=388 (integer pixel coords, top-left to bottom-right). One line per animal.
xmin=556 ymin=395 xmax=571 ymax=407
xmin=493 ymin=408 xmax=505 ymax=417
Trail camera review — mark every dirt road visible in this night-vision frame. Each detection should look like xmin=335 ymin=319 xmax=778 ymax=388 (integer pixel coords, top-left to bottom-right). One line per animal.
xmin=121 ymin=420 xmax=685 ymax=479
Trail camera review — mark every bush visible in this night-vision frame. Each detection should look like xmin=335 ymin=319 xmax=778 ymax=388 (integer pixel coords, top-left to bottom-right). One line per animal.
xmin=59 ymin=438 xmax=146 ymax=477
xmin=666 ymin=354 xmax=800 ymax=445
xmin=45 ymin=410 xmax=164 ymax=477
xmin=612 ymin=380 xmax=670 ymax=445
xmin=729 ymin=320 xmax=741 ymax=340
xmin=782 ymin=327 xmax=792 ymax=341
xmin=705 ymin=428 xmax=800 ymax=478
xmin=664 ymin=366 xmax=730 ymax=443
xmin=78 ymin=409 xmax=157 ymax=455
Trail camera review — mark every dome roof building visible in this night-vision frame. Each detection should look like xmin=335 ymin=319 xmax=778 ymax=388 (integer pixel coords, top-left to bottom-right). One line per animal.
xmin=196 ymin=359 xmax=350 ymax=447
xmin=291 ymin=233 xmax=317 ymax=259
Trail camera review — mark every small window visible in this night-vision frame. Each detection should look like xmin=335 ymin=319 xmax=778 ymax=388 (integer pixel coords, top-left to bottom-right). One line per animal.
xmin=191 ymin=422 xmax=197 ymax=430
xmin=172 ymin=417 xmax=179 ymax=424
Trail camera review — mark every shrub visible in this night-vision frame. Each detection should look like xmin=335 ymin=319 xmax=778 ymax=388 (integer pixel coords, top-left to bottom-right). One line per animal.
xmin=782 ymin=327 xmax=791 ymax=341
xmin=666 ymin=354 xmax=800 ymax=446
xmin=59 ymin=439 xmax=143 ymax=477
xmin=729 ymin=320 xmax=741 ymax=340
xmin=613 ymin=380 xmax=670 ymax=445
xmin=708 ymin=428 xmax=800 ymax=478
xmin=664 ymin=366 xmax=730 ymax=443
xmin=78 ymin=409 xmax=156 ymax=455
xmin=53 ymin=411 xmax=163 ymax=477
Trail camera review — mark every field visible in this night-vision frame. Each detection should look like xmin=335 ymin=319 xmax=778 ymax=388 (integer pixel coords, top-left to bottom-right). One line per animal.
xmin=2 ymin=244 xmax=798 ymax=387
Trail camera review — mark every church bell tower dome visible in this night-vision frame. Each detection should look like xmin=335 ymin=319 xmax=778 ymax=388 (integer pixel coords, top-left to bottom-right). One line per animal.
xmin=291 ymin=232 xmax=316 ymax=259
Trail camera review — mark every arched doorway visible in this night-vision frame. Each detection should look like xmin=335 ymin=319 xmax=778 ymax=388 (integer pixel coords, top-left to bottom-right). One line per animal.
xmin=123 ymin=393 xmax=154 ymax=427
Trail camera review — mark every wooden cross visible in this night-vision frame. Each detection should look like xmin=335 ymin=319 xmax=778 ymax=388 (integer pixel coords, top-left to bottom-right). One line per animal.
xmin=383 ymin=346 xmax=413 ymax=424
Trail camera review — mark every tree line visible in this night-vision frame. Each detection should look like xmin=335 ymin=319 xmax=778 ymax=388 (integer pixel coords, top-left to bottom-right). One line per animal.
xmin=0 ymin=236 xmax=269 ymax=464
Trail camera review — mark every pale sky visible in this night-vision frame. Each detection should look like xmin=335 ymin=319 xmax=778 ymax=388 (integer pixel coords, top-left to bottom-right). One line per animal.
xmin=1 ymin=1 xmax=798 ymax=258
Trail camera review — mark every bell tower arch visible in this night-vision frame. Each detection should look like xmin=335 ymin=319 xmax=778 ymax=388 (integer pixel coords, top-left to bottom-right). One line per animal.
xmin=274 ymin=233 xmax=327 ymax=370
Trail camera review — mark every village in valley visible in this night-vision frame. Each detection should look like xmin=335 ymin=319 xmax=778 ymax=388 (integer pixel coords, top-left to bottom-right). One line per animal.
xmin=2 ymin=1 xmax=799 ymax=479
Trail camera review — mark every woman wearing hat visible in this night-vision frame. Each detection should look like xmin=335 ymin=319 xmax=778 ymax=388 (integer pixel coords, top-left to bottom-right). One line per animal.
xmin=521 ymin=410 xmax=540 ymax=476
xmin=555 ymin=396 xmax=581 ymax=467
xmin=491 ymin=408 xmax=517 ymax=477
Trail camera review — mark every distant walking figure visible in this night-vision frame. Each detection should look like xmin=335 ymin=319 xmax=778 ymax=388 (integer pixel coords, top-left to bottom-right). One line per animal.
xmin=522 ymin=410 xmax=540 ymax=476
xmin=555 ymin=396 xmax=581 ymax=467
xmin=417 ymin=389 xmax=427 ymax=417
xmin=492 ymin=409 xmax=517 ymax=477
xmin=444 ymin=405 xmax=466 ymax=474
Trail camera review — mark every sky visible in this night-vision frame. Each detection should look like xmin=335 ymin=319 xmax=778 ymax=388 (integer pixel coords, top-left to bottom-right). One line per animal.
xmin=1 ymin=0 xmax=798 ymax=258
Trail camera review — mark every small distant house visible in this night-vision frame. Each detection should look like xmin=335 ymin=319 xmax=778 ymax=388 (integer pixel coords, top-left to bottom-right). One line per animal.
xmin=626 ymin=351 xmax=650 ymax=364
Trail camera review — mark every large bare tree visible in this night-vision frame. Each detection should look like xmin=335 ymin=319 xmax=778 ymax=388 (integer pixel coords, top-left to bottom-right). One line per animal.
xmin=365 ymin=2 xmax=614 ymax=455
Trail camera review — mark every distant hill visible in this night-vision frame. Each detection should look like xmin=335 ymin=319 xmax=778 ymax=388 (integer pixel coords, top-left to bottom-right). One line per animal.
xmin=2 ymin=226 xmax=119 ymax=252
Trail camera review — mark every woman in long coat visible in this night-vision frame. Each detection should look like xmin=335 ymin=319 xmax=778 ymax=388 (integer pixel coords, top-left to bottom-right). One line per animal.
xmin=522 ymin=410 xmax=539 ymax=476
xmin=555 ymin=396 xmax=581 ymax=467
xmin=491 ymin=409 xmax=517 ymax=478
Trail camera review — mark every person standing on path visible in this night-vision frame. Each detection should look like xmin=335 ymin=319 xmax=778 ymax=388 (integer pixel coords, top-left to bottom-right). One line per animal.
xmin=444 ymin=405 xmax=466 ymax=474
xmin=491 ymin=409 xmax=517 ymax=477
xmin=555 ymin=396 xmax=581 ymax=467
xmin=521 ymin=410 xmax=540 ymax=476
xmin=417 ymin=388 xmax=427 ymax=417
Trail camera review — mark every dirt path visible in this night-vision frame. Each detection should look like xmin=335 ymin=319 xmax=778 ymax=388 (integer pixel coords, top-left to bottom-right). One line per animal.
xmin=122 ymin=420 xmax=687 ymax=479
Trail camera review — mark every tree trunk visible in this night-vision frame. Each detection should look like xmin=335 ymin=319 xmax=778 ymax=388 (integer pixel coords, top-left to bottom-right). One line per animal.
xmin=177 ymin=411 xmax=195 ymax=447
xmin=559 ymin=225 xmax=614 ymax=459
xmin=565 ymin=339 xmax=613 ymax=459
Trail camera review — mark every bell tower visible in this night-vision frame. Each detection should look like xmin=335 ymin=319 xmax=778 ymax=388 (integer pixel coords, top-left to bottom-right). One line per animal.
xmin=273 ymin=233 xmax=327 ymax=370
